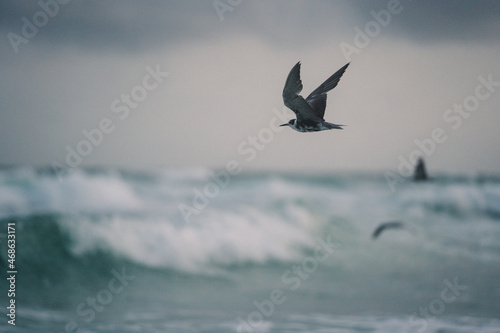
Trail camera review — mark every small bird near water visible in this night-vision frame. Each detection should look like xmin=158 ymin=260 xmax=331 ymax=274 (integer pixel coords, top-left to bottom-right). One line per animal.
xmin=372 ymin=221 xmax=406 ymax=239
xmin=281 ymin=61 xmax=350 ymax=132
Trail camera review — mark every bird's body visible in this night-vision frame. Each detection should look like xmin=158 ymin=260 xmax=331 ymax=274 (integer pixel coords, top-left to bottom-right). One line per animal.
xmin=284 ymin=119 xmax=343 ymax=132
xmin=281 ymin=61 xmax=350 ymax=132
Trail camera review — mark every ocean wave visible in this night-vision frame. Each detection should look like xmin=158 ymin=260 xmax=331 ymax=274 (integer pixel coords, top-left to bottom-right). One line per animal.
xmin=2 ymin=166 xmax=500 ymax=277
xmin=0 ymin=205 xmax=317 ymax=278
xmin=62 ymin=207 xmax=316 ymax=273
xmin=2 ymin=166 xmax=500 ymax=219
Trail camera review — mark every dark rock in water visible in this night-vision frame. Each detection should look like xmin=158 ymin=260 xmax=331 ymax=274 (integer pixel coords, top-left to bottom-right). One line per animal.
xmin=413 ymin=157 xmax=428 ymax=181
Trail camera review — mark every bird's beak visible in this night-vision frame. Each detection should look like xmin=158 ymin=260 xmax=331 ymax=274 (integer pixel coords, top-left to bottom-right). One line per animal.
xmin=280 ymin=123 xmax=288 ymax=127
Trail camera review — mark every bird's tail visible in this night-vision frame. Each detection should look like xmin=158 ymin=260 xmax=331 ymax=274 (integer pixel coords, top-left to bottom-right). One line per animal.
xmin=324 ymin=122 xmax=345 ymax=130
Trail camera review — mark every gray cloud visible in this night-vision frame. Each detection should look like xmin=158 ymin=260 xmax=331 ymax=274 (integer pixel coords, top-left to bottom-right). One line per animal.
xmin=2 ymin=0 xmax=499 ymax=57
xmin=1 ymin=1 xmax=499 ymax=173
xmin=349 ymin=0 xmax=500 ymax=43
xmin=1 ymin=1 xmax=220 ymax=54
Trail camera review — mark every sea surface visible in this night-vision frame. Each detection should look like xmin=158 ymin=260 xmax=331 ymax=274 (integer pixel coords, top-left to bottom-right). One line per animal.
xmin=1 ymin=166 xmax=500 ymax=332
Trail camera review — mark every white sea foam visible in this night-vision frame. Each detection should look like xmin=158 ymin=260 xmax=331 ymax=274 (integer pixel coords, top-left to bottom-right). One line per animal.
xmin=60 ymin=205 xmax=317 ymax=274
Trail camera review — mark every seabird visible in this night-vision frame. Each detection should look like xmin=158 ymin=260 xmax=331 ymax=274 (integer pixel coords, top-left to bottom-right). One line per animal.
xmin=372 ymin=221 xmax=406 ymax=239
xmin=281 ymin=61 xmax=350 ymax=132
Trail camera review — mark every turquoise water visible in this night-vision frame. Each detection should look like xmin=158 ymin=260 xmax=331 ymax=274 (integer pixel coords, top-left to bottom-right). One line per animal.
xmin=1 ymin=166 xmax=500 ymax=332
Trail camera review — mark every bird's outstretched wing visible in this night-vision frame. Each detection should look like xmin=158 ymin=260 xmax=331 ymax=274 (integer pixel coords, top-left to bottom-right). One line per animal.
xmin=305 ymin=62 xmax=350 ymax=120
xmin=283 ymin=61 xmax=303 ymax=99
xmin=372 ymin=221 xmax=405 ymax=239
xmin=282 ymin=62 xmax=323 ymax=123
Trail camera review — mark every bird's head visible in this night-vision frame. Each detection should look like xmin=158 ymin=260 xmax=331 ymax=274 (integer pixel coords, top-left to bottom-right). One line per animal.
xmin=280 ymin=119 xmax=295 ymax=127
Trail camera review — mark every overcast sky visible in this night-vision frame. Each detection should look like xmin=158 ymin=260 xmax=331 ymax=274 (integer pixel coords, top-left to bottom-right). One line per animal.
xmin=1 ymin=0 xmax=500 ymax=174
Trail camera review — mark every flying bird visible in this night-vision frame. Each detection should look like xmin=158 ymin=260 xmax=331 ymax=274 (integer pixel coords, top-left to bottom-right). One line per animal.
xmin=281 ymin=61 xmax=350 ymax=132
xmin=372 ymin=221 xmax=406 ymax=240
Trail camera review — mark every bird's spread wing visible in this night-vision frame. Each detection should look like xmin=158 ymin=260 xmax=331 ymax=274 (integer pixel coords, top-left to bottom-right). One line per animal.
xmin=283 ymin=61 xmax=303 ymax=99
xmin=282 ymin=62 xmax=323 ymax=123
xmin=305 ymin=62 xmax=350 ymax=120
xmin=372 ymin=221 xmax=404 ymax=239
